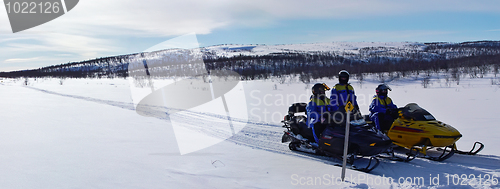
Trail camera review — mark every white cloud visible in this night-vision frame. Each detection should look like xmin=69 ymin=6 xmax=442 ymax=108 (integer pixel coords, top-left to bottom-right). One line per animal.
xmin=1 ymin=32 xmax=117 ymax=59
xmin=24 ymin=0 xmax=500 ymax=37
xmin=4 ymin=57 xmax=41 ymax=63
xmin=2 ymin=0 xmax=499 ymax=35
xmin=1 ymin=0 xmax=500 ymax=71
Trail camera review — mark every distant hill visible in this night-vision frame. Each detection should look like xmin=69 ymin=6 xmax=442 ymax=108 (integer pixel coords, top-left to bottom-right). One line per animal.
xmin=1 ymin=40 xmax=499 ymax=79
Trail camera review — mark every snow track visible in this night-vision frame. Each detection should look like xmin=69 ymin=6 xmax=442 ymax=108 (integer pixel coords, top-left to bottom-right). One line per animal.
xmin=25 ymin=85 xmax=356 ymax=165
xmin=25 ymin=85 xmax=500 ymax=187
xmin=26 ymin=86 xmax=136 ymax=111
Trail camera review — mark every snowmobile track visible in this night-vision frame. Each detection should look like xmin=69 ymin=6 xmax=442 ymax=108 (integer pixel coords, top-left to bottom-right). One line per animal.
xmin=26 ymin=86 xmax=500 ymax=179
xmin=26 ymin=86 xmax=363 ymax=169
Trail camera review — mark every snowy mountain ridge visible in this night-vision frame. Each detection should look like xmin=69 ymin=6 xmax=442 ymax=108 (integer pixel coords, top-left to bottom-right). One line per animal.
xmin=201 ymin=41 xmax=499 ymax=61
xmin=203 ymin=41 xmax=425 ymax=57
xmin=2 ymin=40 xmax=500 ymax=78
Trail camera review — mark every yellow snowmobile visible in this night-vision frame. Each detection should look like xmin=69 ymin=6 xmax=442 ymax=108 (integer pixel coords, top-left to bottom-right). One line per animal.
xmin=378 ymin=103 xmax=484 ymax=161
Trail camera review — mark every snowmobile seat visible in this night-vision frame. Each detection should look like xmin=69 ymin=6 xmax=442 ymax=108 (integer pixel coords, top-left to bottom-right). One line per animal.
xmin=288 ymin=103 xmax=307 ymax=114
xmin=289 ymin=115 xmax=315 ymax=141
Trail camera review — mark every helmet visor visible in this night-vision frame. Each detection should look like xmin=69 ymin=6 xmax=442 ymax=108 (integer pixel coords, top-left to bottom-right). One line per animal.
xmin=318 ymin=87 xmax=326 ymax=94
xmin=377 ymin=89 xmax=388 ymax=94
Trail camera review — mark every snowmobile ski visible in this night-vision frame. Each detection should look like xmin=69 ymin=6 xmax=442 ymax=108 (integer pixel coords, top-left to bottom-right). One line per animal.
xmin=287 ymin=139 xmax=380 ymax=173
xmin=437 ymin=141 xmax=484 ymax=155
xmin=455 ymin=142 xmax=484 ymax=155
xmin=393 ymin=142 xmax=456 ymax=162
xmin=377 ymin=146 xmax=417 ymax=162
xmin=424 ymin=145 xmax=455 ymax=161
xmin=332 ymin=156 xmax=380 ymax=173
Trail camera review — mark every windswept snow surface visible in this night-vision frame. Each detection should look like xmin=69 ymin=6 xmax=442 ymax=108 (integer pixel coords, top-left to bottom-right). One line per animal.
xmin=0 ymin=75 xmax=499 ymax=188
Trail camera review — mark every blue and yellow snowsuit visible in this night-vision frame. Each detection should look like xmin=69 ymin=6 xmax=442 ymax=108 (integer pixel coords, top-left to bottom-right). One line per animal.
xmin=306 ymin=95 xmax=334 ymax=143
xmin=369 ymin=95 xmax=397 ymax=130
xmin=330 ymin=83 xmax=358 ymax=112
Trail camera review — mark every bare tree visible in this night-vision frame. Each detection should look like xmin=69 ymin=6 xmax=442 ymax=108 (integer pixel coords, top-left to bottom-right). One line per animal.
xmin=422 ymin=77 xmax=431 ymax=88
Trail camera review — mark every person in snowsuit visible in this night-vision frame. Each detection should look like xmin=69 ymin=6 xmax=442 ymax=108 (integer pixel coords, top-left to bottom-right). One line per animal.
xmin=369 ymin=84 xmax=398 ymax=131
xmin=306 ymin=83 xmax=334 ymax=144
xmin=330 ymin=70 xmax=360 ymax=113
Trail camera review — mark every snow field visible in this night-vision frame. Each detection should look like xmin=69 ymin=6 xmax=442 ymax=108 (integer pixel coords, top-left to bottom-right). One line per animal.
xmin=0 ymin=74 xmax=499 ymax=188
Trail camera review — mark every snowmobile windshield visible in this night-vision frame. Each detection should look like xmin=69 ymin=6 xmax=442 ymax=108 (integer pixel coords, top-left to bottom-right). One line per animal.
xmin=402 ymin=103 xmax=436 ymax=121
xmin=350 ymin=119 xmax=366 ymax=126
xmin=350 ymin=111 xmax=365 ymax=124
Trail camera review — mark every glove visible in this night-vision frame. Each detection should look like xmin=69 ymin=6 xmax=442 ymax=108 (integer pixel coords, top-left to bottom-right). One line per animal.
xmin=388 ymin=108 xmax=399 ymax=119
xmin=386 ymin=108 xmax=394 ymax=115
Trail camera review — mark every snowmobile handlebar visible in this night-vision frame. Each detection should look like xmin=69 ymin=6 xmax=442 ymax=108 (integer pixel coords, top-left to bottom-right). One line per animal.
xmin=386 ymin=108 xmax=400 ymax=119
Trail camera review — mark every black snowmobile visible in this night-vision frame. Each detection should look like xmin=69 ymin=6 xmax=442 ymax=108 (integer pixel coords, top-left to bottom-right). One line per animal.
xmin=281 ymin=103 xmax=392 ymax=172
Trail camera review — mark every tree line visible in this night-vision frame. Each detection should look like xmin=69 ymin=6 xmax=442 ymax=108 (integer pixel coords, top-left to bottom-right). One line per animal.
xmin=1 ymin=41 xmax=499 ymax=80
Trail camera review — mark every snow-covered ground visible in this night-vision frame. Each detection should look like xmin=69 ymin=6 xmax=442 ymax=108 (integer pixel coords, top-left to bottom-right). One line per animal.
xmin=0 ymin=74 xmax=499 ymax=188
xmin=203 ymin=42 xmax=425 ymax=58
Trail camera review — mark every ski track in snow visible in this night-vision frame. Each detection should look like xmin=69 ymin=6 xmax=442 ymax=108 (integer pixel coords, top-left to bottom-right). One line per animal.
xmin=25 ymin=86 xmax=366 ymax=166
xmin=25 ymin=85 xmax=500 ymax=187
xmin=26 ymin=86 xmax=137 ymax=111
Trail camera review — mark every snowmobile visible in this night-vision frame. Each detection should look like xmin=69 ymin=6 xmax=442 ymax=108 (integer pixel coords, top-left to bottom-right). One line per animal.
xmin=372 ymin=103 xmax=484 ymax=162
xmin=281 ymin=103 xmax=392 ymax=173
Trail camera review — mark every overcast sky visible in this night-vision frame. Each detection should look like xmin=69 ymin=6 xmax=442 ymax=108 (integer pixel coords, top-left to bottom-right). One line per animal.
xmin=1 ymin=0 xmax=500 ymax=71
